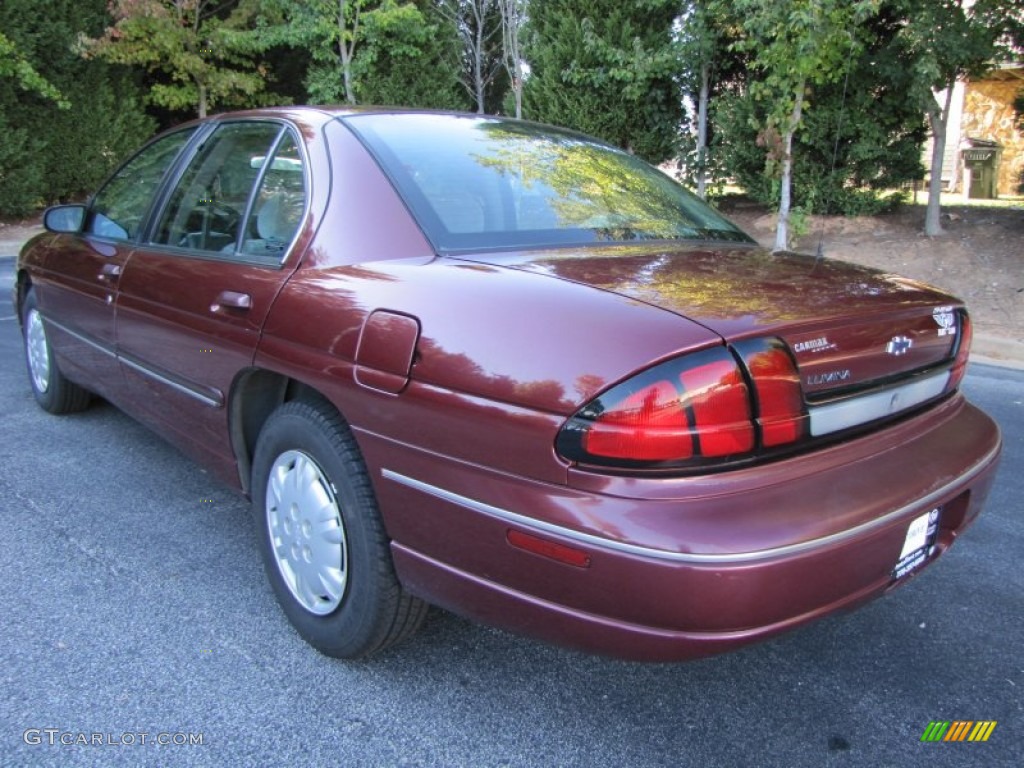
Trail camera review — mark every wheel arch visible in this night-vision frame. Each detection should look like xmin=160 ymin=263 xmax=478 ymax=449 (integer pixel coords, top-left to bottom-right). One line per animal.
xmin=228 ymin=369 xmax=340 ymax=496
xmin=14 ymin=270 xmax=33 ymax=327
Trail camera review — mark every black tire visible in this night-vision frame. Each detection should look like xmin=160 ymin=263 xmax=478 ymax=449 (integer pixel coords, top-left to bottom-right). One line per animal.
xmin=21 ymin=288 xmax=91 ymax=414
xmin=251 ymin=399 xmax=427 ymax=658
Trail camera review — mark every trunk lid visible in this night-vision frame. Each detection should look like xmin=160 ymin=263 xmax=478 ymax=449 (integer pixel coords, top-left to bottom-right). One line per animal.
xmin=457 ymin=244 xmax=962 ymax=397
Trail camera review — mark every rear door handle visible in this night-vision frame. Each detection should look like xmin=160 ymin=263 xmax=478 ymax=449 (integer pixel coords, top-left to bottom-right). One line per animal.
xmin=212 ymin=290 xmax=252 ymax=312
xmin=98 ymin=263 xmax=122 ymax=282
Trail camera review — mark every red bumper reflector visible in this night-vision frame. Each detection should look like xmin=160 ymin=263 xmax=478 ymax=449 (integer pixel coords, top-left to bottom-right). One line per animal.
xmin=507 ymin=529 xmax=591 ymax=568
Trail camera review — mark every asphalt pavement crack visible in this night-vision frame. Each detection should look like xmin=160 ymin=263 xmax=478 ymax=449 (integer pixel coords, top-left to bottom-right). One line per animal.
xmin=2 ymin=477 xmax=124 ymax=578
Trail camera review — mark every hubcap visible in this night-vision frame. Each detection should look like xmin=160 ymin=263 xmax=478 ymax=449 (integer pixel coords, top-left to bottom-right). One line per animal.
xmin=26 ymin=309 xmax=51 ymax=394
xmin=266 ymin=450 xmax=348 ymax=614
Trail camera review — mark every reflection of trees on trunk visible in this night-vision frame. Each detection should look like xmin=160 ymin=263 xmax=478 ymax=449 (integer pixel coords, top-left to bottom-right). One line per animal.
xmin=415 ymin=335 xmax=573 ymax=413
xmin=303 ymin=264 xmax=403 ymax=285
xmin=524 ymin=246 xmax=934 ymax=324
xmin=282 ymin=262 xmax=610 ymax=412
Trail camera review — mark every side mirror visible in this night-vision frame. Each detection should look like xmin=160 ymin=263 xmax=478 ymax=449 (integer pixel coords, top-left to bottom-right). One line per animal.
xmin=43 ymin=204 xmax=86 ymax=234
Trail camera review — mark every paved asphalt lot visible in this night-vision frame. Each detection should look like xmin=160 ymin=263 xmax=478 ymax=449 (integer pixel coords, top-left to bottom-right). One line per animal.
xmin=0 ymin=255 xmax=1021 ymax=767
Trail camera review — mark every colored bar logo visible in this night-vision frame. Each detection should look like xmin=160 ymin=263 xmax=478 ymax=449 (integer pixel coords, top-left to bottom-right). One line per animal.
xmin=921 ymin=721 xmax=997 ymax=742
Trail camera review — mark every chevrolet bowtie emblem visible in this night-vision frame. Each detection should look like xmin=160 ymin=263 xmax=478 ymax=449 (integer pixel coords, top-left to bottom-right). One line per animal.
xmin=887 ymin=335 xmax=913 ymax=356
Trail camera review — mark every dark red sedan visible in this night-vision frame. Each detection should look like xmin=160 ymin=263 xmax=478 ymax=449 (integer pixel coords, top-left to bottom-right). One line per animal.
xmin=14 ymin=108 xmax=1001 ymax=660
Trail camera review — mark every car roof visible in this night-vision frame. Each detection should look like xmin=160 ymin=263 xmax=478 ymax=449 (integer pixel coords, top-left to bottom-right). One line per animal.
xmin=201 ymin=105 xmax=500 ymax=123
xmin=163 ymin=106 xmax=520 ymax=138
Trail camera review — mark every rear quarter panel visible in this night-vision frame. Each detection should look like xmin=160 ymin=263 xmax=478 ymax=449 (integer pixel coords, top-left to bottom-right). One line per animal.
xmin=257 ymin=258 xmax=723 ymax=485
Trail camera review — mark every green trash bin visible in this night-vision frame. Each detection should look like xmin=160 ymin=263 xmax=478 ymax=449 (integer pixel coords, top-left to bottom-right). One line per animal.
xmin=961 ymin=138 xmax=1001 ymax=200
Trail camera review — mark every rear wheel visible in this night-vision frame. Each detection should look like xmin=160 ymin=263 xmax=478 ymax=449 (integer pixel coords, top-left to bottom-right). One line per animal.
xmin=251 ymin=399 xmax=427 ymax=658
xmin=21 ymin=288 xmax=91 ymax=414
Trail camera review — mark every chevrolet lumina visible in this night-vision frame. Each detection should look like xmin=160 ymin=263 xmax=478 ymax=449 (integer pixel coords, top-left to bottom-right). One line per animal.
xmin=14 ymin=108 xmax=1002 ymax=660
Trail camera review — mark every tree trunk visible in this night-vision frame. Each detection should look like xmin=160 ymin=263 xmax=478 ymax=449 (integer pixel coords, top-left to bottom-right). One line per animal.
xmin=191 ymin=5 xmax=206 ymax=119
xmin=475 ymin=64 xmax=485 ymax=112
xmin=774 ymin=86 xmax=804 ymax=253
xmin=500 ymin=0 xmax=523 ymax=119
xmin=339 ymin=0 xmax=357 ymax=105
xmin=696 ymin=62 xmax=710 ymax=199
xmin=342 ymin=60 xmax=355 ymax=104
xmin=924 ymin=85 xmax=954 ymax=237
xmin=474 ymin=17 xmax=486 ymax=113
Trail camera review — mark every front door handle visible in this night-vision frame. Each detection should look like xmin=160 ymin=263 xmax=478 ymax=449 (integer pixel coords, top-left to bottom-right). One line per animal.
xmin=212 ymin=290 xmax=252 ymax=312
xmin=98 ymin=263 xmax=122 ymax=282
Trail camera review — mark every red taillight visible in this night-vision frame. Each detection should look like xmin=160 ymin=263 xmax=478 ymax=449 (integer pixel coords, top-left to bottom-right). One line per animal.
xmin=557 ymin=340 xmax=810 ymax=469
xmin=947 ymin=311 xmax=972 ymax=391
xmin=680 ymin=359 xmax=755 ymax=456
xmin=558 ymin=347 xmax=756 ymax=467
xmin=733 ymin=339 xmax=808 ymax=447
xmin=583 ymin=379 xmax=694 ymax=460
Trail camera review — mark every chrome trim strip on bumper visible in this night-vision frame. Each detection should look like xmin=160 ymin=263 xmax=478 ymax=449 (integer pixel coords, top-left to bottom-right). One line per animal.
xmin=44 ymin=314 xmax=222 ymax=408
xmin=809 ymin=371 xmax=950 ymax=437
xmin=382 ymin=441 xmax=999 ymax=565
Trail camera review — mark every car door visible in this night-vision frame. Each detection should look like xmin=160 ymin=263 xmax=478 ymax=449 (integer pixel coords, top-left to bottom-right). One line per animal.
xmin=32 ymin=129 xmax=197 ymax=399
xmin=114 ymin=121 xmax=308 ymax=483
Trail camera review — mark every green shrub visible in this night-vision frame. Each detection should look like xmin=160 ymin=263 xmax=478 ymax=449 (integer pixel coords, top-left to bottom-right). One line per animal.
xmin=0 ymin=0 xmax=155 ymax=216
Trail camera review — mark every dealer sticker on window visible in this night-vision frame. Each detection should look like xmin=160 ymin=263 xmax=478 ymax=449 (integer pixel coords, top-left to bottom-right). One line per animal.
xmin=893 ymin=508 xmax=941 ymax=580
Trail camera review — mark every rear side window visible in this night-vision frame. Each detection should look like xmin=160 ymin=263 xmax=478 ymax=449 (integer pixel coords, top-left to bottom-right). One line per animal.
xmin=240 ymin=131 xmax=306 ymax=257
xmin=86 ymin=129 xmax=196 ymax=241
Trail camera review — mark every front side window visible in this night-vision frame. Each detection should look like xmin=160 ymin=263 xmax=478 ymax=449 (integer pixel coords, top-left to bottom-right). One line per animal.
xmin=152 ymin=122 xmax=282 ymax=254
xmin=87 ymin=129 xmax=196 ymax=241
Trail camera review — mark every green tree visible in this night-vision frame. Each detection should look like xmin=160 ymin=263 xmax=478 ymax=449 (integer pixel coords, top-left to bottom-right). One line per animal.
xmin=0 ymin=30 xmax=67 ymax=105
xmin=523 ymin=0 xmax=684 ymax=163
xmin=262 ymin=0 xmax=458 ymax=107
xmin=715 ymin=3 xmax=929 ymax=217
xmin=498 ymin=0 xmax=527 ymax=118
xmin=356 ymin=2 xmax=460 ymax=107
xmin=351 ymin=1 xmax=464 ymax=107
xmin=675 ymin=1 xmax=747 ymax=197
xmin=0 ymin=29 xmax=67 ymax=213
xmin=79 ymin=0 xmax=271 ymax=118
xmin=0 ymin=0 xmax=154 ymax=216
xmin=723 ymin=0 xmax=879 ymax=251
xmin=896 ymin=0 xmax=1021 ymax=235
xmin=437 ymin=0 xmax=509 ymax=114
xmin=300 ymin=0 xmax=367 ymax=105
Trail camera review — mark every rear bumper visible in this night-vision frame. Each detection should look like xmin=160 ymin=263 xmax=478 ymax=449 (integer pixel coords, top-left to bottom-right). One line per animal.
xmin=364 ymin=395 xmax=1001 ymax=661
xmin=390 ymin=542 xmax=911 ymax=662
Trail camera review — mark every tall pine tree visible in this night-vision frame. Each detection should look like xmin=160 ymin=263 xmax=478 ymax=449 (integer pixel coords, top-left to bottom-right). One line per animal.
xmin=523 ymin=0 xmax=683 ymax=163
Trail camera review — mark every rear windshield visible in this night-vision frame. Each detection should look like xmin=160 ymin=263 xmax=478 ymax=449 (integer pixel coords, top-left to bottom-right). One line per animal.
xmin=343 ymin=113 xmax=753 ymax=253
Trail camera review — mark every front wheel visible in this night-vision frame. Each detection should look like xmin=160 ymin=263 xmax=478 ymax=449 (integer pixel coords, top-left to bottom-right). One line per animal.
xmin=251 ymin=399 xmax=427 ymax=658
xmin=21 ymin=288 xmax=91 ymax=414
